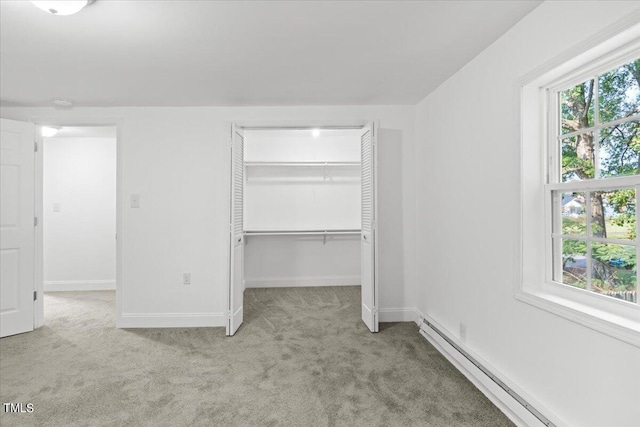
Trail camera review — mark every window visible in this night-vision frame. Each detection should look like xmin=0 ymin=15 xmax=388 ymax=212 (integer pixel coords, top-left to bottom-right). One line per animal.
xmin=519 ymin=23 xmax=640 ymax=347
xmin=548 ymin=58 xmax=639 ymax=305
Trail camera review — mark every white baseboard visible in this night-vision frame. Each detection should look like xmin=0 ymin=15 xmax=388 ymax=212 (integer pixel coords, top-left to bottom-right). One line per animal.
xmin=244 ymin=275 xmax=360 ymax=288
xmin=118 ymin=312 xmax=226 ymax=328
xmin=45 ymin=280 xmax=116 ymax=292
xmin=416 ymin=309 xmax=563 ymax=427
xmin=379 ymin=307 xmax=418 ymax=322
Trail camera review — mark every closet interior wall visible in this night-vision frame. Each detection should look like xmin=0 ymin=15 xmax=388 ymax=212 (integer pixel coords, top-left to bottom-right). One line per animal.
xmin=243 ymin=129 xmax=362 ymax=288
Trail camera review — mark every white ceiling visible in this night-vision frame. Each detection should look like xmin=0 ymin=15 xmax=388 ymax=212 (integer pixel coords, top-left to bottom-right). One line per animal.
xmin=0 ymin=0 xmax=542 ymax=107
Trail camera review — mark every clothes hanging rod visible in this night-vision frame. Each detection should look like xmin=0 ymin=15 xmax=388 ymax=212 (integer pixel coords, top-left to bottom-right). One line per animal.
xmin=244 ymin=161 xmax=360 ymax=166
xmin=245 ymin=229 xmax=361 ymax=236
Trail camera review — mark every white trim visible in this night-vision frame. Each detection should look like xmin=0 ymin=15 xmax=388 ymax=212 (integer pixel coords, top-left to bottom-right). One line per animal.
xmin=244 ymin=275 xmax=360 ymax=288
xmin=378 ymin=307 xmax=417 ymax=323
xmin=119 ymin=312 xmax=226 ymax=328
xmin=44 ymin=280 xmax=116 ymax=292
xmin=517 ymin=13 xmax=640 ymax=88
xmin=546 ymin=175 xmax=640 ymax=191
xmin=34 ymin=129 xmax=44 ymax=328
xmin=515 ymin=290 xmax=640 ymax=348
xmin=550 ymin=233 xmax=636 ymax=247
xmin=557 ymin=113 xmax=640 ymax=141
xmin=417 ymin=310 xmax=564 ymax=427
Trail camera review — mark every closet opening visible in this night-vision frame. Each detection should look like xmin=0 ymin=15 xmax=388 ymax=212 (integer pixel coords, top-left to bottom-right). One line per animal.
xmin=228 ymin=124 xmax=378 ymax=336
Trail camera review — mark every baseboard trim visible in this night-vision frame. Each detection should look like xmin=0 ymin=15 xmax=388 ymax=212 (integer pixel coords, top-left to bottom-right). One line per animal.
xmin=45 ymin=280 xmax=116 ymax=292
xmin=379 ymin=307 xmax=418 ymax=322
xmin=118 ymin=312 xmax=226 ymax=328
xmin=244 ymin=275 xmax=360 ymax=288
xmin=416 ymin=310 xmax=562 ymax=427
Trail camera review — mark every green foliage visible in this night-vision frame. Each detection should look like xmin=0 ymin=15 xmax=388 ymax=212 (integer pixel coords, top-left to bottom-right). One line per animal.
xmin=561 ymin=80 xmax=594 ymax=133
xmin=561 ymin=140 xmax=594 ymax=181
xmin=591 ymin=243 xmax=636 ymax=268
xmin=598 ymin=59 xmax=640 ymax=178
xmin=559 ymin=59 xmax=639 ymax=296
xmin=562 ymin=239 xmax=586 ymax=260
xmin=561 ymin=59 xmax=638 ymax=227
xmin=592 ymin=243 xmax=636 ymax=292
xmin=598 ymin=59 xmax=640 ymax=123
xmin=607 ymin=188 xmax=637 ymax=240
xmin=561 ymin=217 xmax=585 ymax=235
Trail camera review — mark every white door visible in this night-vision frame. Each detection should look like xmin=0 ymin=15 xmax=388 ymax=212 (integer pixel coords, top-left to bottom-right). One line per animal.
xmin=361 ymin=122 xmax=378 ymax=332
xmin=1 ymin=118 xmax=35 ymax=338
xmin=227 ymin=124 xmax=244 ymax=336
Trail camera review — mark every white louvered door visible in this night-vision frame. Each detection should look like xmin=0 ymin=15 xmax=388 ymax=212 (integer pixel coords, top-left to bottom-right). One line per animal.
xmin=360 ymin=122 xmax=378 ymax=332
xmin=227 ymin=124 xmax=244 ymax=336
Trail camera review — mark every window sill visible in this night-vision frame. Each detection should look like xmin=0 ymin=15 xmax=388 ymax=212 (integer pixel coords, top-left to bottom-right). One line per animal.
xmin=515 ymin=288 xmax=640 ymax=348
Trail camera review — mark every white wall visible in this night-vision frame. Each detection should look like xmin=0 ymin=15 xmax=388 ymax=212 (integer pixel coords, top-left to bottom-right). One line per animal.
xmin=244 ymin=235 xmax=361 ymax=288
xmin=414 ymin=2 xmax=640 ymax=426
xmin=43 ymin=136 xmax=116 ymax=291
xmin=0 ymin=105 xmax=415 ymax=324
xmin=244 ymin=129 xmax=361 ymax=287
xmin=244 ymin=129 xmax=361 ymax=231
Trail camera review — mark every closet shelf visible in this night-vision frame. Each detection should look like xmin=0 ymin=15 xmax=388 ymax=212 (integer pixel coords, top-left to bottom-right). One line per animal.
xmin=244 ymin=161 xmax=360 ymax=167
xmin=245 ymin=229 xmax=360 ymax=236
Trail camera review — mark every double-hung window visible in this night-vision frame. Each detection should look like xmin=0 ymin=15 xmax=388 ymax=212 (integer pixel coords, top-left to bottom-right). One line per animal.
xmin=519 ymin=23 xmax=640 ymax=346
xmin=548 ymin=57 xmax=639 ymax=305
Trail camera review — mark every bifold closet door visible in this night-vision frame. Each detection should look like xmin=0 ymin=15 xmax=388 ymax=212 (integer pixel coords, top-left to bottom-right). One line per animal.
xmin=360 ymin=122 xmax=378 ymax=333
xmin=227 ymin=124 xmax=244 ymax=336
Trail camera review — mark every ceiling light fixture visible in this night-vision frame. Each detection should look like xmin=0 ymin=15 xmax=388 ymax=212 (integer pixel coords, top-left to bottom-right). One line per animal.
xmin=41 ymin=126 xmax=60 ymax=137
xmin=30 ymin=1 xmax=94 ymax=16
xmin=53 ymin=98 xmax=73 ymax=108
xmin=312 ymin=129 xmax=320 ymax=138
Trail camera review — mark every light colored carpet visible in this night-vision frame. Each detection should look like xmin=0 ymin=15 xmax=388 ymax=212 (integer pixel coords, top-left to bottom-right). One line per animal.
xmin=0 ymin=287 xmax=513 ymax=426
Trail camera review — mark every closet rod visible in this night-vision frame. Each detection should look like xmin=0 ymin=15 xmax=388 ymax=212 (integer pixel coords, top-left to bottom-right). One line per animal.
xmin=245 ymin=229 xmax=361 ymax=236
xmin=238 ymin=126 xmax=364 ymax=131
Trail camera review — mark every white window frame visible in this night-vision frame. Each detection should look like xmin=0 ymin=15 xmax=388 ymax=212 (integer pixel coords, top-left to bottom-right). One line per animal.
xmin=518 ymin=21 xmax=640 ymax=348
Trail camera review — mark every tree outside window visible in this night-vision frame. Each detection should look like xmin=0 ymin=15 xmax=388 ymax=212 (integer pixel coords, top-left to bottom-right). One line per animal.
xmin=554 ymin=58 xmax=639 ymax=303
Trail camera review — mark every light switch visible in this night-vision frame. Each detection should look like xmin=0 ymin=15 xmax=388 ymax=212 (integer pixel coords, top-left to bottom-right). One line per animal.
xmin=53 ymin=202 xmax=61 ymax=212
xmin=130 ymin=194 xmax=140 ymax=208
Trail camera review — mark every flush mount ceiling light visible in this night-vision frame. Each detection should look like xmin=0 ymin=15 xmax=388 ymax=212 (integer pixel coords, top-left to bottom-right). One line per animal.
xmin=41 ymin=126 xmax=61 ymax=137
xmin=30 ymin=1 xmax=94 ymax=16
xmin=311 ymin=129 xmax=320 ymax=138
xmin=53 ymin=98 xmax=73 ymax=108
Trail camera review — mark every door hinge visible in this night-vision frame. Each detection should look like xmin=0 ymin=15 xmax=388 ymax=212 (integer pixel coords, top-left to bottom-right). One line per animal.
xmin=226 ymin=310 xmax=232 ymax=320
xmin=373 ymin=307 xmax=378 ymax=316
xmin=33 ymin=291 xmax=37 ymax=301
xmin=34 ymin=142 xmax=38 ymax=152
xmin=34 ymin=217 xmax=38 ymax=226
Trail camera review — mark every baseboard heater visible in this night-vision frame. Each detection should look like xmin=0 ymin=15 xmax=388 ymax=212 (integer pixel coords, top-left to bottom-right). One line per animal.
xmin=420 ymin=319 xmax=555 ymax=427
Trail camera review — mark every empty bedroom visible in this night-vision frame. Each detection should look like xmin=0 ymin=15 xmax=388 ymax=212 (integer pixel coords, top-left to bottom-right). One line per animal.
xmin=1 ymin=1 xmax=639 ymax=426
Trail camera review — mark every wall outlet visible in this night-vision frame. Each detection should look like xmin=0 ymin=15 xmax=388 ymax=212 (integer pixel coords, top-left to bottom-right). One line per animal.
xmin=183 ymin=273 xmax=191 ymax=285
xmin=459 ymin=323 xmax=467 ymax=343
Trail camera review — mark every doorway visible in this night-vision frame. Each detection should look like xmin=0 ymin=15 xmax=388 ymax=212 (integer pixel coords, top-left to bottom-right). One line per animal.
xmin=0 ymin=119 xmax=120 ymax=338
xmin=42 ymin=126 xmax=117 ymax=289
xmin=41 ymin=125 xmax=117 ymax=325
xmin=227 ymin=123 xmax=378 ymax=336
